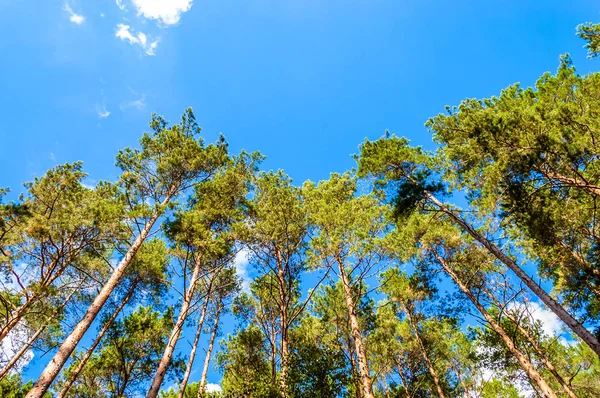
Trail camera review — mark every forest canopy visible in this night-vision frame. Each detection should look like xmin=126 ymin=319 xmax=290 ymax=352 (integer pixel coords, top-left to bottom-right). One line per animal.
xmin=2 ymin=16 xmax=600 ymax=398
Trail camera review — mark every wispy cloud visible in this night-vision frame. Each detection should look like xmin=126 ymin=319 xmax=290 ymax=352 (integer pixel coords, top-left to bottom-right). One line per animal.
xmin=95 ymin=104 xmax=111 ymax=118
xmin=120 ymin=90 xmax=146 ymax=111
xmin=115 ymin=24 xmax=159 ymax=56
xmin=132 ymin=0 xmax=193 ymax=26
xmin=116 ymin=0 xmax=126 ymax=11
xmin=63 ymin=3 xmax=85 ymax=25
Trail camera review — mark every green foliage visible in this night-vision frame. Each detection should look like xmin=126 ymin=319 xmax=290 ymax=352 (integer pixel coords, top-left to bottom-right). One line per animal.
xmin=0 ymin=374 xmax=35 ymax=398
xmin=218 ymin=325 xmax=280 ymax=398
xmin=577 ymin=22 xmax=600 ymax=58
xmin=60 ymin=306 xmax=183 ymax=397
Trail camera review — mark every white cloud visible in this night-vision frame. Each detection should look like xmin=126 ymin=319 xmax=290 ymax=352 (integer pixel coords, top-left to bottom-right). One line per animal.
xmin=131 ymin=0 xmax=193 ymax=26
xmin=115 ymin=24 xmax=159 ymax=56
xmin=100 ymin=13 xmax=105 ymax=18
xmin=233 ymin=248 xmax=251 ymax=293
xmin=96 ymin=104 xmax=111 ymax=118
xmin=116 ymin=0 xmax=126 ymax=11
xmin=120 ymin=91 xmax=146 ymax=111
xmin=507 ymin=301 xmax=562 ymax=337
xmin=205 ymin=383 xmax=222 ymax=393
xmin=63 ymin=3 xmax=85 ymax=25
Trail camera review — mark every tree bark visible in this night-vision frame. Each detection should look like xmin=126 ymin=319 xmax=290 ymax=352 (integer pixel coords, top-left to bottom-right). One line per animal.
xmin=276 ymin=248 xmax=290 ymax=398
xmin=147 ymin=252 xmax=203 ymax=398
xmin=348 ymin=337 xmax=363 ymax=398
xmin=197 ymin=304 xmax=222 ymax=397
xmin=401 ymin=303 xmax=445 ymax=398
xmin=449 ymin=361 xmax=472 ymax=398
xmin=177 ymin=290 xmax=211 ymax=398
xmin=430 ymin=249 xmax=558 ymax=398
xmin=337 ymin=257 xmax=374 ymax=398
xmin=394 ymin=356 xmax=412 ymax=398
xmin=423 ymin=190 xmax=600 ymax=357
xmin=25 ymin=198 xmax=169 ymax=398
xmin=57 ymin=281 xmax=138 ymax=398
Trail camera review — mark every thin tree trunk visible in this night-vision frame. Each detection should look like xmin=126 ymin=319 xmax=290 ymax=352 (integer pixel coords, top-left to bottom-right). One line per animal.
xmin=348 ymin=337 xmax=363 ymax=398
xmin=57 ymin=281 xmax=138 ymax=398
xmin=401 ymin=303 xmax=446 ymax=398
xmin=0 ymin=285 xmax=79 ymax=380
xmin=449 ymin=361 xmax=472 ymax=398
xmin=482 ymin=287 xmax=579 ymax=398
xmin=25 ymin=197 xmax=170 ymax=398
xmin=337 ymin=258 xmax=375 ymax=398
xmin=147 ymin=253 xmax=203 ymax=398
xmin=423 ymin=190 xmax=600 ymax=357
xmin=276 ymin=249 xmax=290 ymax=398
xmin=197 ymin=304 xmax=222 ymax=397
xmin=177 ymin=292 xmax=211 ymax=398
xmin=430 ymin=249 xmax=558 ymax=398
xmin=394 ymin=356 xmax=412 ymax=398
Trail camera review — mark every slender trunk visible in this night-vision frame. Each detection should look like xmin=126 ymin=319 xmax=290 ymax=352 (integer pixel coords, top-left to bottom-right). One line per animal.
xmin=430 ymin=249 xmax=558 ymax=398
xmin=348 ymin=337 xmax=363 ymax=398
xmin=394 ymin=356 xmax=411 ymax=398
xmin=337 ymin=258 xmax=374 ymax=398
xmin=482 ymin=287 xmax=579 ymax=398
xmin=0 ymin=285 xmax=79 ymax=380
xmin=116 ymin=371 xmax=130 ymax=398
xmin=25 ymin=199 xmax=169 ymax=398
xmin=197 ymin=304 xmax=222 ymax=397
xmin=401 ymin=304 xmax=445 ymax=398
xmin=276 ymin=249 xmax=289 ymax=398
xmin=57 ymin=281 xmax=138 ymax=398
xmin=177 ymin=292 xmax=211 ymax=398
xmin=449 ymin=361 xmax=472 ymax=398
xmin=147 ymin=253 xmax=203 ymax=398
xmin=423 ymin=190 xmax=600 ymax=357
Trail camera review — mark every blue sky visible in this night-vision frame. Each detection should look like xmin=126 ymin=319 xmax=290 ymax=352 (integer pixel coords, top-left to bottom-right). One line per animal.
xmin=1 ymin=0 xmax=599 ymax=392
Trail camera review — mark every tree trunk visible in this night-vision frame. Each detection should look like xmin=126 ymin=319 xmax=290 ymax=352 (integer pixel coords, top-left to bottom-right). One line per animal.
xmin=348 ymin=337 xmax=363 ymax=398
xmin=394 ymin=356 xmax=412 ymax=398
xmin=276 ymin=249 xmax=290 ymax=398
xmin=423 ymin=190 xmax=600 ymax=357
xmin=449 ymin=361 xmax=472 ymax=398
xmin=25 ymin=202 xmax=168 ymax=398
xmin=177 ymin=291 xmax=211 ymax=398
xmin=57 ymin=281 xmax=138 ymax=398
xmin=147 ymin=253 xmax=203 ymax=398
xmin=482 ymin=287 xmax=579 ymax=398
xmin=401 ymin=304 xmax=445 ymax=398
xmin=197 ymin=304 xmax=222 ymax=397
xmin=337 ymin=258 xmax=374 ymax=398
xmin=0 ymin=284 xmax=79 ymax=381
xmin=430 ymin=249 xmax=558 ymax=398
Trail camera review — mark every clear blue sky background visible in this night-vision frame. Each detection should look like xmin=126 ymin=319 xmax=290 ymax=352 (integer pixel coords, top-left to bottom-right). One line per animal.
xmin=1 ymin=0 xmax=598 ymax=392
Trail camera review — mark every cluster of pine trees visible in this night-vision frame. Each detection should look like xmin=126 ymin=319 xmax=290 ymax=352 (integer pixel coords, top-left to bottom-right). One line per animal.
xmin=1 ymin=22 xmax=600 ymax=398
